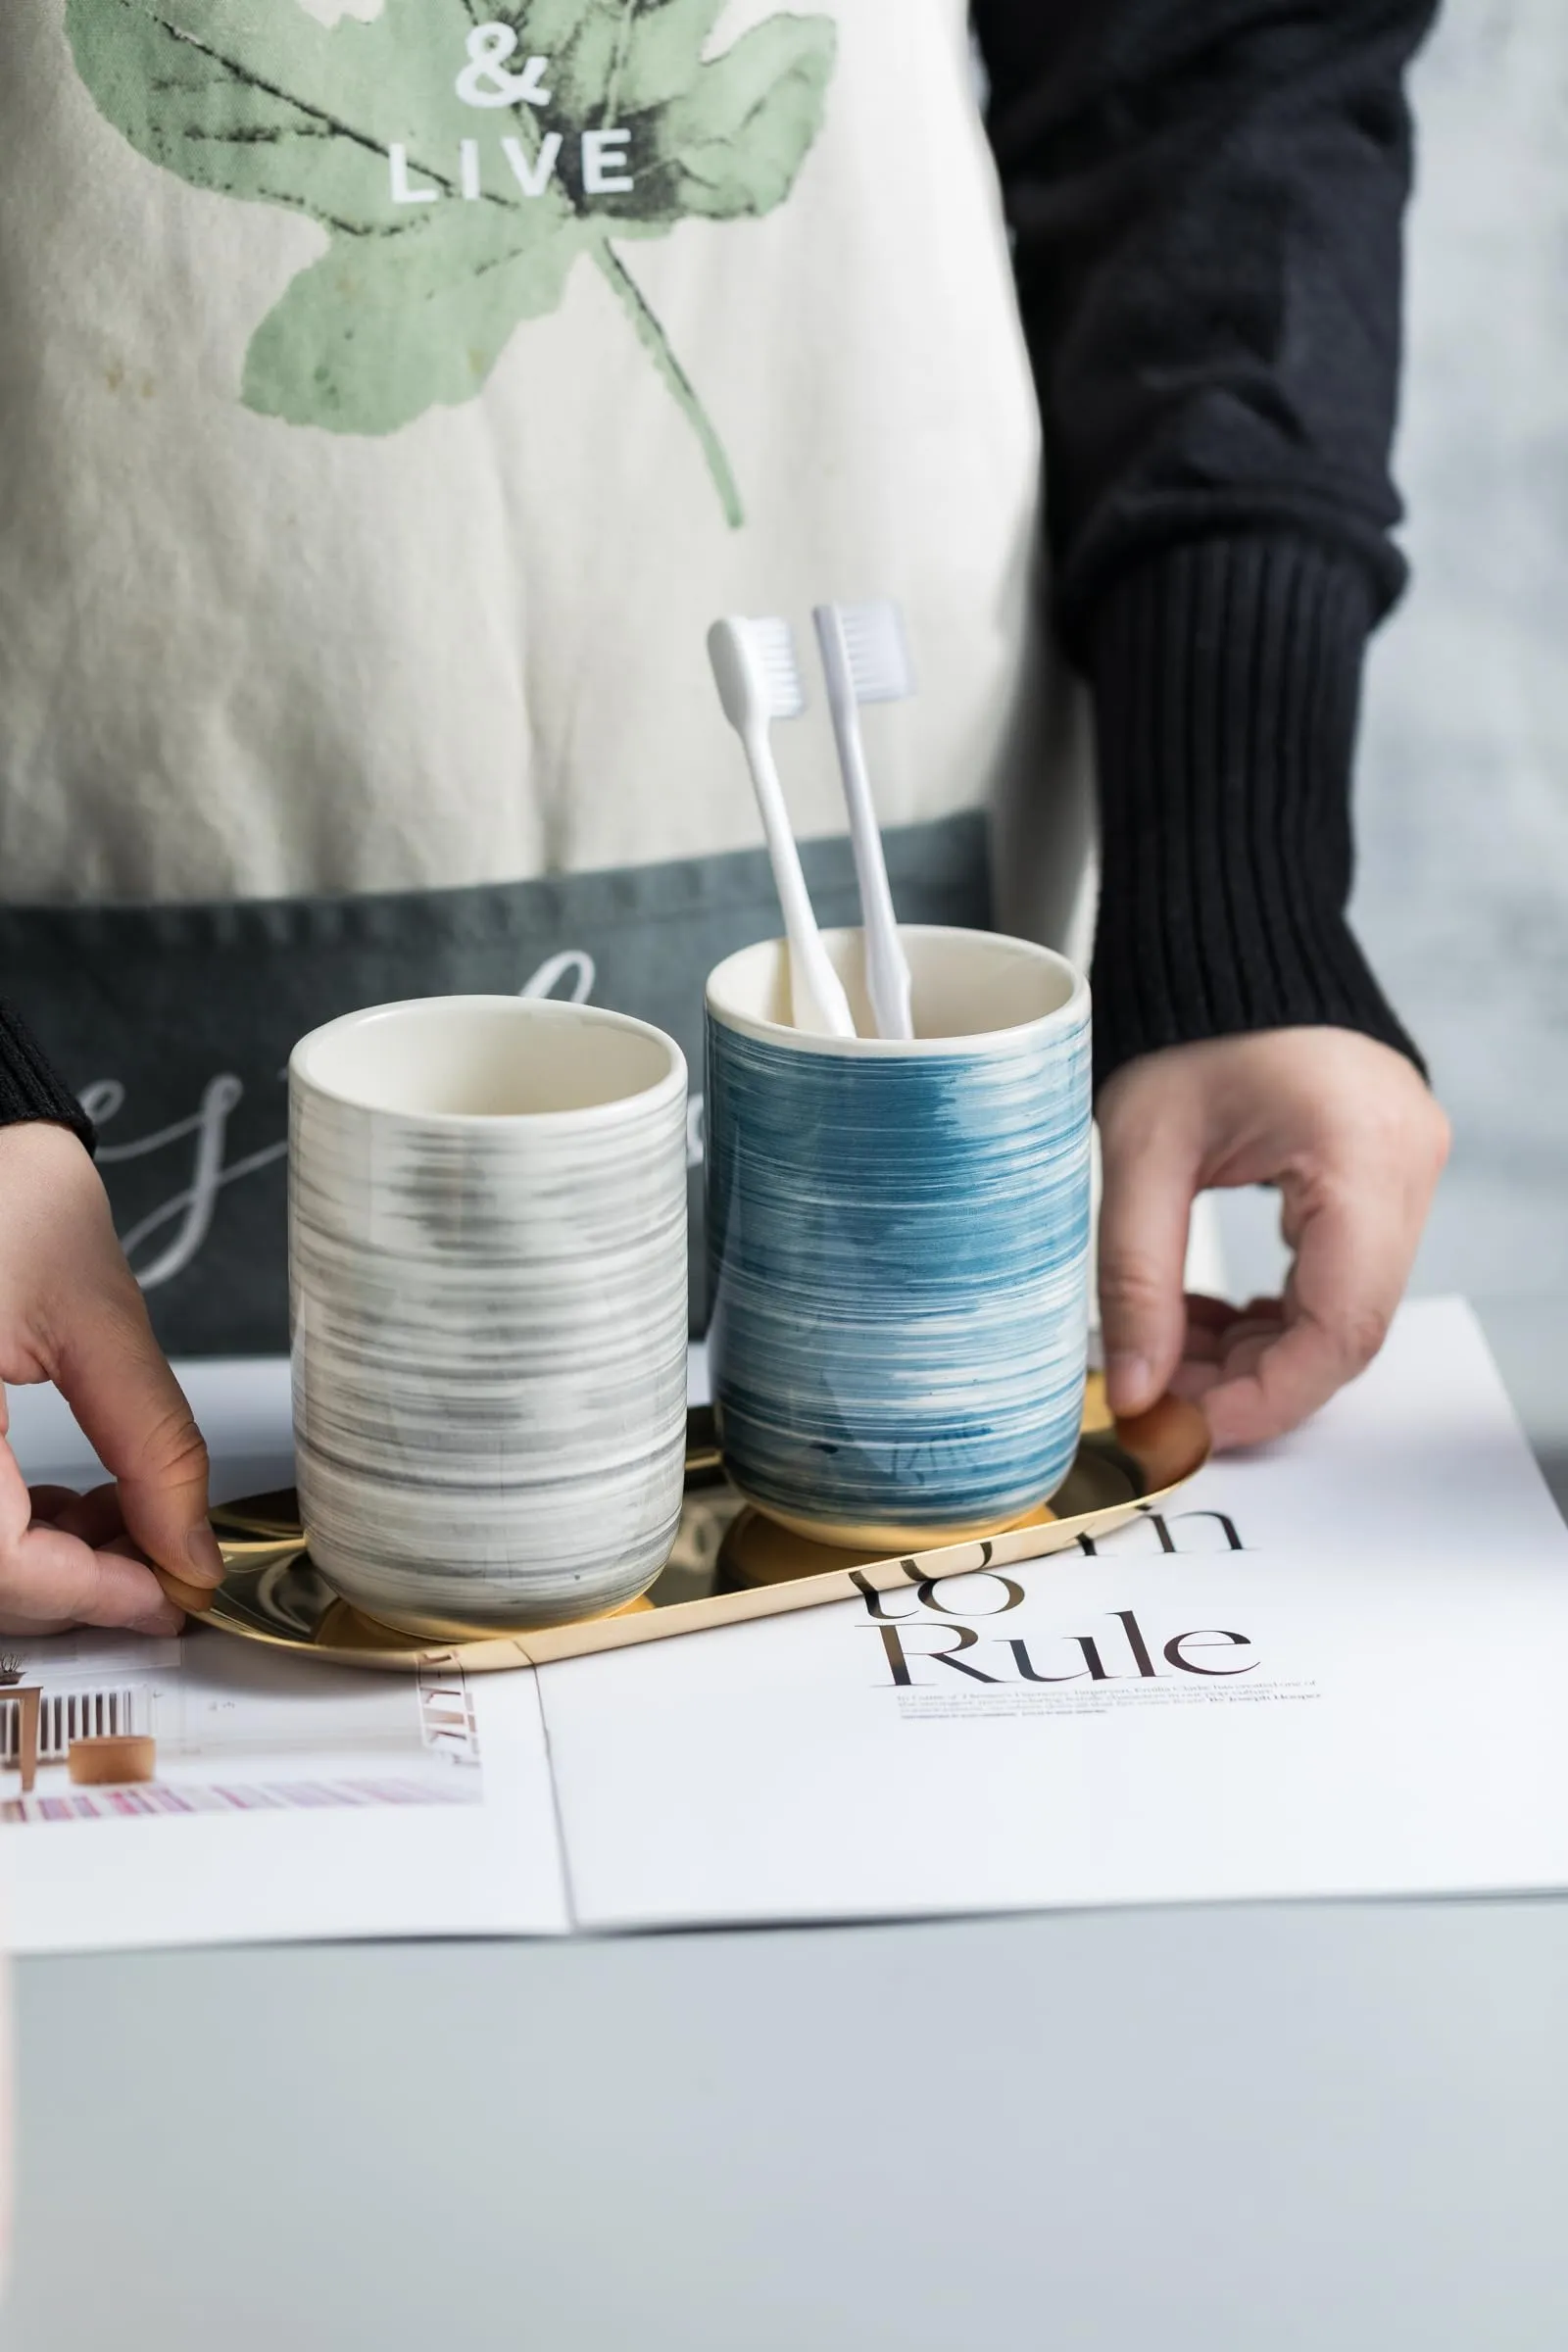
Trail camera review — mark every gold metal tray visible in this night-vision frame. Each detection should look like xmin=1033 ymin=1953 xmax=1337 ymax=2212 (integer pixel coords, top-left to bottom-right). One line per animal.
xmin=201 ymin=1376 xmax=1208 ymax=1674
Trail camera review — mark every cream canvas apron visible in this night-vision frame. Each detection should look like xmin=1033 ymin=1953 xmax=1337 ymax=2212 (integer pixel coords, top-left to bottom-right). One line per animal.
xmin=1 ymin=3 xmax=1205 ymax=1347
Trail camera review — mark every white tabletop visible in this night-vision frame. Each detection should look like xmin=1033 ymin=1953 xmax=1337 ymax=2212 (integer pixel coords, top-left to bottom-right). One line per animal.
xmin=7 ymin=1308 xmax=1568 ymax=2349
xmin=11 ymin=1902 xmax=1568 ymax=2349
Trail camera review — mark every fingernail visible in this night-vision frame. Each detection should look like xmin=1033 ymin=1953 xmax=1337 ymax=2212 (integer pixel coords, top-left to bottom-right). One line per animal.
xmin=156 ymin=1567 xmax=215 ymax=1617
xmin=1106 ymin=1351 xmax=1152 ymax=1407
xmin=185 ymin=1523 xmax=225 ymax=1585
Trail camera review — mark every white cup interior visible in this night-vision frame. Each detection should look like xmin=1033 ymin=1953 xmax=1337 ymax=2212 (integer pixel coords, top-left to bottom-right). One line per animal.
xmin=292 ymin=997 xmax=681 ymax=1119
xmin=706 ymin=926 xmax=1084 ymax=1054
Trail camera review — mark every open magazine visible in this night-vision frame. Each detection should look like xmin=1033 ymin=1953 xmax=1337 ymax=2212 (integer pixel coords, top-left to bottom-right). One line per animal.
xmin=5 ymin=1300 xmax=1568 ymax=1953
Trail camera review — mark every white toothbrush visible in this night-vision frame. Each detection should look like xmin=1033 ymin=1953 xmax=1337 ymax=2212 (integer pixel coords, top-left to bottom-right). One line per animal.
xmin=812 ymin=599 xmax=915 ymax=1042
xmin=707 ymin=616 xmax=857 ymax=1040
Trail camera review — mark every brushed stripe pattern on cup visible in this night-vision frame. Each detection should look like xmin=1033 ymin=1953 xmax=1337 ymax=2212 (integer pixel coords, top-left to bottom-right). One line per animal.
xmin=290 ymin=1005 xmax=688 ymax=1633
xmin=706 ymin=1007 xmax=1091 ymax=1537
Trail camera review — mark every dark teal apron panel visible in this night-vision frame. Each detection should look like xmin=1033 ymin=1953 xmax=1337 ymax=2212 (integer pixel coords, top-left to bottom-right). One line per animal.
xmin=2 ymin=814 xmax=990 ymax=1355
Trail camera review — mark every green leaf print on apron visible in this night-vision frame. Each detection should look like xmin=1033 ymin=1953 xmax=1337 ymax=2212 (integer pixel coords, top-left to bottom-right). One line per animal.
xmin=67 ymin=0 xmax=837 ymax=524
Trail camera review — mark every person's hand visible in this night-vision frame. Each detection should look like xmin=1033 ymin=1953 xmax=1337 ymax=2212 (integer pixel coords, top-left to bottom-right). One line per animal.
xmin=1096 ymin=1028 xmax=1449 ymax=1451
xmin=0 ymin=1122 xmax=223 ymax=1636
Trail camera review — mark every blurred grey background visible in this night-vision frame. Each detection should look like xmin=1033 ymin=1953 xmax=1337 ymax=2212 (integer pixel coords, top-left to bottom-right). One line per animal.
xmin=1212 ymin=0 xmax=1568 ymax=1492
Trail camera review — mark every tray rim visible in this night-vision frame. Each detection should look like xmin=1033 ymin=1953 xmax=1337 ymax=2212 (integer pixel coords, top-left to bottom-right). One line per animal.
xmin=199 ymin=1384 xmax=1210 ymax=1675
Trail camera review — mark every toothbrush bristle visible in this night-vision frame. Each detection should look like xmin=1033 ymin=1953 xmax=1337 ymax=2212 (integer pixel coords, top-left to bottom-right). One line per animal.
xmin=749 ymin=616 xmax=807 ymax=720
xmin=837 ymin=600 xmax=914 ymax=705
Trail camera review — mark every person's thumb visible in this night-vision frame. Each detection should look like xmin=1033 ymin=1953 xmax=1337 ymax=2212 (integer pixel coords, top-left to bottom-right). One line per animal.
xmin=49 ymin=1267 xmax=222 ymax=1588
xmin=1097 ymin=1099 xmax=1199 ymax=1418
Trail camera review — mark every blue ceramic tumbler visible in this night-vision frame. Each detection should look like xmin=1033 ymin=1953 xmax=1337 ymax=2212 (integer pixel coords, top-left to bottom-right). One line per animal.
xmin=705 ymin=925 xmax=1092 ymax=1547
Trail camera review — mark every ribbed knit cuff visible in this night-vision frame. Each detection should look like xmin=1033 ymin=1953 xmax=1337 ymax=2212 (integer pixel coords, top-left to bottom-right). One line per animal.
xmin=0 ymin=1004 xmax=95 ymax=1153
xmin=1086 ymin=533 xmax=1424 ymax=1094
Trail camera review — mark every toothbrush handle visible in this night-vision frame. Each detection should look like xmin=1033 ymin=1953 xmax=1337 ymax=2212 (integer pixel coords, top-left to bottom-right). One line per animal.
xmin=744 ymin=728 xmax=857 ymax=1040
xmin=831 ymin=707 xmax=913 ymax=1043
xmin=819 ymin=634 xmax=914 ymax=1042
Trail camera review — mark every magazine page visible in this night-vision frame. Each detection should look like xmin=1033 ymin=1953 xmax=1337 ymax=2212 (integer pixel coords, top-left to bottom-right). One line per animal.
xmin=0 ymin=1625 xmax=569 ymax=1956
xmin=3 ymin=1361 xmax=569 ymax=1955
xmin=539 ymin=1298 xmax=1568 ymax=1930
